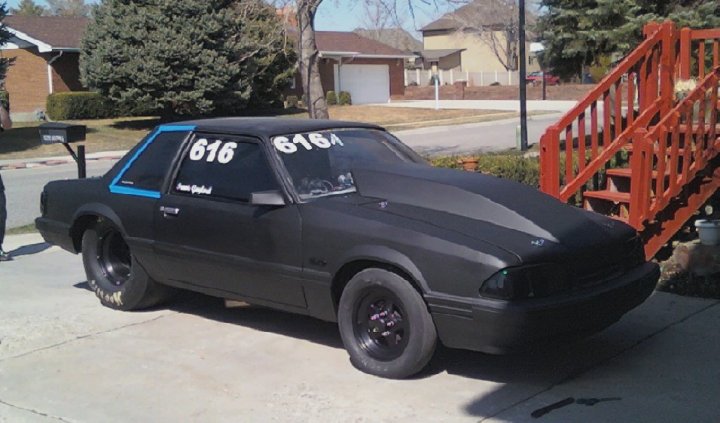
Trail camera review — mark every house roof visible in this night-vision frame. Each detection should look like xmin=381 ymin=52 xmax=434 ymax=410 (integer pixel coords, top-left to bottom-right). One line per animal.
xmin=421 ymin=49 xmax=465 ymax=61
xmin=4 ymin=15 xmax=88 ymax=52
xmin=315 ymin=31 xmax=415 ymax=58
xmin=353 ymin=28 xmax=423 ymax=53
xmin=421 ymin=0 xmax=535 ymax=33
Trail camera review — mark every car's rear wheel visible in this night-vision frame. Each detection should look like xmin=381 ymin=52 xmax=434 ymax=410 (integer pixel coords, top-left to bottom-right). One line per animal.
xmin=338 ymin=268 xmax=437 ymax=378
xmin=82 ymin=220 xmax=173 ymax=311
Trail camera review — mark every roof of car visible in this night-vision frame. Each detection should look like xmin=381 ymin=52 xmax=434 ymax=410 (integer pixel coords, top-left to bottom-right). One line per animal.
xmin=171 ymin=117 xmax=384 ymax=137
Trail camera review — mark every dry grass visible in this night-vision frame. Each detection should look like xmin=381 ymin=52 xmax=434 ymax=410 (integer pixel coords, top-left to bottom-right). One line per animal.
xmin=0 ymin=117 xmax=159 ymax=160
xmin=0 ymin=106 xmax=514 ymax=161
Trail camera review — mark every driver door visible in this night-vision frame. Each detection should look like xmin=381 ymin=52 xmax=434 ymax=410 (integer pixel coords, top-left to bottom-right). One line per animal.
xmin=153 ymin=133 xmax=306 ymax=308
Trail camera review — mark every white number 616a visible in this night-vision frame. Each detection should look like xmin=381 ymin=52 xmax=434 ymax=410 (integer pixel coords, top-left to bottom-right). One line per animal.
xmin=189 ymin=138 xmax=237 ymax=164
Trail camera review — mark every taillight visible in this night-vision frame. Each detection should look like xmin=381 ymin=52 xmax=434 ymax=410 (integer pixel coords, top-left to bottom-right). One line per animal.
xmin=40 ymin=190 xmax=47 ymax=216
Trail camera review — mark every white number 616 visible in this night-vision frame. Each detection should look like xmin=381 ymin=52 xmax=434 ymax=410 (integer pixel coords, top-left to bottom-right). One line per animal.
xmin=189 ymin=138 xmax=237 ymax=164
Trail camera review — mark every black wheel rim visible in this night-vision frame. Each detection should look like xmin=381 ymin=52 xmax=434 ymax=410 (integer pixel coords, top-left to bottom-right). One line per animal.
xmin=97 ymin=229 xmax=131 ymax=286
xmin=353 ymin=287 xmax=409 ymax=361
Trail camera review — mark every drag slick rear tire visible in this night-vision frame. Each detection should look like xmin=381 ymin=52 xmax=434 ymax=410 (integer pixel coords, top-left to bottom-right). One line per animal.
xmin=338 ymin=268 xmax=437 ymax=378
xmin=81 ymin=220 xmax=172 ymax=311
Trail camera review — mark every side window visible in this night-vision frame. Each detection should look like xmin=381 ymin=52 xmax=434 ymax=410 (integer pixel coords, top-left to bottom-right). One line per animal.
xmin=173 ymin=135 xmax=279 ymax=202
xmin=115 ymin=130 xmax=188 ymax=192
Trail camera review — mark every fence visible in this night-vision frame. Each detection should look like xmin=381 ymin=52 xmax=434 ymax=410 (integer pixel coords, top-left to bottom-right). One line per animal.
xmin=404 ymin=69 xmax=520 ymax=87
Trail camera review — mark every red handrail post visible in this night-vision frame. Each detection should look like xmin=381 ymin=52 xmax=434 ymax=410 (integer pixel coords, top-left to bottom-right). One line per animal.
xmin=644 ymin=22 xmax=660 ymax=39
xmin=540 ymin=128 xmax=561 ymax=198
xmin=679 ymin=28 xmax=692 ymax=80
xmin=629 ymin=128 xmax=651 ymax=229
xmin=660 ymin=21 xmax=677 ymax=116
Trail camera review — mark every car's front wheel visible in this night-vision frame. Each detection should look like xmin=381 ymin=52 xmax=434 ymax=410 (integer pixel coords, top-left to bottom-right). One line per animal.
xmin=82 ymin=220 xmax=173 ymax=311
xmin=338 ymin=268 xmax=437 ymax=378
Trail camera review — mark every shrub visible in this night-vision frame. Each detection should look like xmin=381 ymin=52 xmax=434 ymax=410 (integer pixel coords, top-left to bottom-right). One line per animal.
xmin=338 ymin=91 xmax=352 ymax=106
xmin=326 ymin=90 xmax=337 ymax=105
xmin=589 ymin=55 xmax=612 ymax=84
xmin=46 ymin=92 xmax=116 ymax=120
xmin=285 ymin=95 xmax=299 ymax=109
xmin=0 ymin=90 xmax=9 ymax=111
xmin=489 ymin=81 xmax=501 ymax=86
xmin=431 ymin=153 xmax=540 ymax=187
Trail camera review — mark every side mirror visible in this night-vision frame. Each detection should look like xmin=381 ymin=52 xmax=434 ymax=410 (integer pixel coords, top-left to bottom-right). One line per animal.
xmin=250 ymin=190 xmax=286 ymax=206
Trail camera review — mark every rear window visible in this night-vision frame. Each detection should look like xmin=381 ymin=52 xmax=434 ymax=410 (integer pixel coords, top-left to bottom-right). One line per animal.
xmin=115 ymin=130 xmax=188 ymax=192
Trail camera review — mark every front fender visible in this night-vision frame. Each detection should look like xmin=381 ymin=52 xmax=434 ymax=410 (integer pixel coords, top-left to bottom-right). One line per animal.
xmin=333 ymin=244 xmax=430 ymax=294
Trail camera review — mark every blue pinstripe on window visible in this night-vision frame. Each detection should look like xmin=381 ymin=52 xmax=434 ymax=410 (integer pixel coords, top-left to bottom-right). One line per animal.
xmin=109 ymin=125 xmax=196 ymax=198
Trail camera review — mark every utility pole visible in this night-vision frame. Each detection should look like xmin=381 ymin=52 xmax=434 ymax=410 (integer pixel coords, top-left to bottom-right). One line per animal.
xmin=518 ymin=0 xmax=528 ymax=151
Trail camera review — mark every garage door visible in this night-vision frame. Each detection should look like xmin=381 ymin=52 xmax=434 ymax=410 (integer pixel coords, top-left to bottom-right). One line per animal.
xmin=336 ymin=64 xmax=390 ymax=104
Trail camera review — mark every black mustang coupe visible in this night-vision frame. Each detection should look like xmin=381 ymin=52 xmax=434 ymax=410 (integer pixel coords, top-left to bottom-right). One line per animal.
xmin=36 ymin=118 xmax=659 ymax=378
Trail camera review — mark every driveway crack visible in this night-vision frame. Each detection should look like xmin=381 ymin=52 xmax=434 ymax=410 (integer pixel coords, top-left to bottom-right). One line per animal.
xmin=0 ymin=398 xmax=75 ymax=422
xmin=0 ymin=314 xmax=169 ymax=363
xmin=478 ymin=299 xmax=720 ymax=422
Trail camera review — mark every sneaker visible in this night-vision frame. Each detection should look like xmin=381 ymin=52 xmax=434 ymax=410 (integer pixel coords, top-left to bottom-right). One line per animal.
xmin=0 ymin=249 xmax=11 ymax=261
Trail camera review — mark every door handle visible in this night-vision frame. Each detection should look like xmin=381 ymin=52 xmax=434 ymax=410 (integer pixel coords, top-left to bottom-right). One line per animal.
xmin=159 ymin=206 xmax=180 ymax=217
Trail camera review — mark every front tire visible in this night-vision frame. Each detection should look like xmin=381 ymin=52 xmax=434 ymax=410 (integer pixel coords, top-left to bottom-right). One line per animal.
xmin=81 ymin=220 xmax=172 ymax=311
xmin=338 ymin=268 xmax=437 ymax=378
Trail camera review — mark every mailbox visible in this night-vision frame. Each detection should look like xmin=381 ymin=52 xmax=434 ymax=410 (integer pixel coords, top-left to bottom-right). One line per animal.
xmin=39 ymin=122 xmax=88 ymax=178
xmin=39 ymin=122 xmax=86 ymax=145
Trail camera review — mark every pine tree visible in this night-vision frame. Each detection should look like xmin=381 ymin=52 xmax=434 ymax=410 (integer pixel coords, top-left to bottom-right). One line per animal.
xmin=80 ymin=0 xmax=296 ymax=117
xmin=0 ymin=4 xmax=13 ymax=81
xmin=10 ymin=0 xmax=46 ymax=16
xmin=536 ymin=0 xmax=720 ymax=79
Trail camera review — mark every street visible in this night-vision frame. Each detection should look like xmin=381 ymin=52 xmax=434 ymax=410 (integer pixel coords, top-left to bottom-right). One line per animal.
xmin=2 ymin=160 xmax=114 ymax=229
xmin=394 ymin=113 xmax=561 ymax=156
xmin=1 ymin=233 xmax=719 ymax=422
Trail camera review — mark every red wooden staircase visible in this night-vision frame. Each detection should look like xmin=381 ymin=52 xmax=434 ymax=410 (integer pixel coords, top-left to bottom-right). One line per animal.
xmin=540 ymin=22 xmax=720 ymax=259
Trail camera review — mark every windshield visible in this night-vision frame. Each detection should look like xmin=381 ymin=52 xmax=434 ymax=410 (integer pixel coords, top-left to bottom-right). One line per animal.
xmin=272 ymin=128 xmax=423 ymax=201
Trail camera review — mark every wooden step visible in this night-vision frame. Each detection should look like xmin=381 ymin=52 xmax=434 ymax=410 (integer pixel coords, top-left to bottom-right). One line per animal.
xmin=605 ymin=168 xmax=670 ymax=178
xmin=583 ymin=190 xmax=631 ymax=203
xmin=583 ymin=190 xmax=631 ymax=218
xmin=623 ymin=143 xmax=687 ymax=155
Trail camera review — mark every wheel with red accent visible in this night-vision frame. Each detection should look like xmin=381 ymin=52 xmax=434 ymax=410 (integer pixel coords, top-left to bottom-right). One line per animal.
xmin=338 ymin=268 xmax=437 ymax=378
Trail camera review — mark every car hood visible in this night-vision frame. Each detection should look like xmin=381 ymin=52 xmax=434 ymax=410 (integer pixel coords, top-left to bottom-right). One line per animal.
xmin=352 ymin=163 xmax=639 ymax=264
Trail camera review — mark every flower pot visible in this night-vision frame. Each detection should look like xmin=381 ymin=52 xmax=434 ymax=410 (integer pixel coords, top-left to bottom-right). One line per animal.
xmin=458 ymin=158 xmax=478 ymax=172
xmin=694 ymin=219 xmax=720 ymax=246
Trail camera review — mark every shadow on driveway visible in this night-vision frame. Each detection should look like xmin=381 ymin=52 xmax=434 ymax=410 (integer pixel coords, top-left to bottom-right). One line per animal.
xmin=10 ymin=242 xmax=52 ymax=258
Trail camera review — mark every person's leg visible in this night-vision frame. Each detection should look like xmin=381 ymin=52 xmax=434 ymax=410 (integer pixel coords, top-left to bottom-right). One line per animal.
xmin=0 ymin=189 xmax=8 ymax=260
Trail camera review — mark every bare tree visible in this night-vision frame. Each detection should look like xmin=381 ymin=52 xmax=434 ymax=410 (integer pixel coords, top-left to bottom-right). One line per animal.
xmin=46 ymin=0 xmax=91 ymax=17
xmin=273 ymin=0 xmax=461 ymax=119
xmin=296 ymin=0 xmax=329 ymax=119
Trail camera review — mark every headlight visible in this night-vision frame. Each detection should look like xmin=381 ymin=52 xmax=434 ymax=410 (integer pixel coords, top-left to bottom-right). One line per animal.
xmin=479 ymin=264 xmax=570 ymax=300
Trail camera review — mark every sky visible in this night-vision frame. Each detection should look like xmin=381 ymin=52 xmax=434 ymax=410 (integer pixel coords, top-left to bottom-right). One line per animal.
xmin=5 ymin=0 xmax=448 ymax=38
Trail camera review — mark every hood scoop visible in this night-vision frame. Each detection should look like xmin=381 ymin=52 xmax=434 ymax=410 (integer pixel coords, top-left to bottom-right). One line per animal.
xmin=353 ymin=164 xmax=560 ymax=242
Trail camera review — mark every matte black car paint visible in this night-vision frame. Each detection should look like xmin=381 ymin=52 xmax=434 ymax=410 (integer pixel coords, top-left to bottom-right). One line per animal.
xmin=36 ymin=118 xmax=660 ymax=354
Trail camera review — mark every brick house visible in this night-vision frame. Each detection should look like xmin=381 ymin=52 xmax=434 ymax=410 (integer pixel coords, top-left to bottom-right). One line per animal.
xmin=1 ymin=16 xmax=88 ymax=119
xmin=287 ymin=31 xmax=415 ymax=104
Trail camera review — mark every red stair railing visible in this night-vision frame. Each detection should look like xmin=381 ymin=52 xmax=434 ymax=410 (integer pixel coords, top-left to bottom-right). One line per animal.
xmin=629 ymin=67 xmax=720 ymax=257
xmin=679 ymin=28 xmax=720 ymax=80
xmin=540 ymin=22 xmax=677 ymax=202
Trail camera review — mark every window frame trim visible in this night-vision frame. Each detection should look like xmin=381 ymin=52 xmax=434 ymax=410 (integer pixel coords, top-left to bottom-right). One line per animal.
xmin=109 ymin=124 xmax=196 ymax=199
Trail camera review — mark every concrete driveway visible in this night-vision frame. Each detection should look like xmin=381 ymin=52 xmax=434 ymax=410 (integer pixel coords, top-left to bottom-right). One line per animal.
xmin=1 ymin=233 xmax=720 ymax=422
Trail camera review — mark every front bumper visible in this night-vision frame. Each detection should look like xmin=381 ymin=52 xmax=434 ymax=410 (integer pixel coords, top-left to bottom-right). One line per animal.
xmin=427 ymin=261 xmax=660 ymax=354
